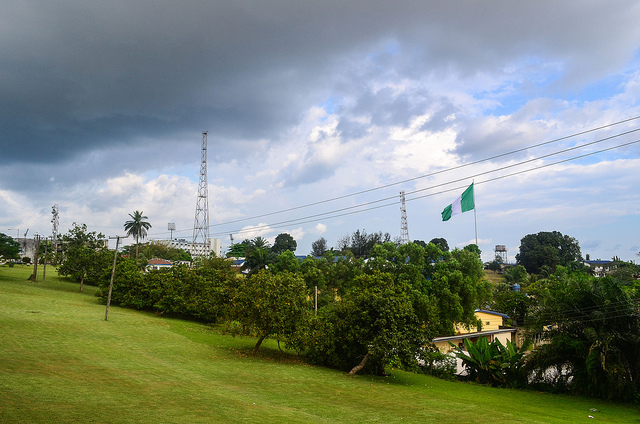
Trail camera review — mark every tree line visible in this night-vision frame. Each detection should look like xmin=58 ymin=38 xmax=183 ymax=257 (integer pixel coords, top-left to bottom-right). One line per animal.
xmin=93 ymin=240 xmax=491 ymax=376
xmin=6 ymin=221 xmax=640 ymax=402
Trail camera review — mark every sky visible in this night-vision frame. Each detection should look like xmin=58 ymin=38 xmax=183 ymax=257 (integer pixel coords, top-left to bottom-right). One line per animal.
xmin=2 ymin=0 xmax=640 ymax=263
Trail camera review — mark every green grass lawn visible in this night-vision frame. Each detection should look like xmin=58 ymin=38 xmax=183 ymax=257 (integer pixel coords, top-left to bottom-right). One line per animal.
xmin=1 ymin=265 xmax=638 ymax=423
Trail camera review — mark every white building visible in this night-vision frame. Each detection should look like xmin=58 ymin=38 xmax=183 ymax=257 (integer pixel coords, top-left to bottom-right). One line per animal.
xmin=161 ymin=238 xmax=222 ymax=258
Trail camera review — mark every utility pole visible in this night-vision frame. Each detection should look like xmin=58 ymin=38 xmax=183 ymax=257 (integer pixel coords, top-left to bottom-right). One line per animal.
xmin=29 ymin=234 xmax=41 ymax=281
xmin=105 ymin=235 xmax=125 ymax=321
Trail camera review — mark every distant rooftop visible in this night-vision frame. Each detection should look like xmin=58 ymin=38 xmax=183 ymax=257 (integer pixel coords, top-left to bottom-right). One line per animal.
xmin=147 ymin=258 xmax=173 ymax=265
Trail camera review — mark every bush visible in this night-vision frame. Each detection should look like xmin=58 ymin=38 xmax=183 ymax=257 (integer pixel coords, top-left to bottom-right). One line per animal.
xmin=97 ymin=259 xmax=234 ymax=323
xmin=419 ymin=347 xmax=456 ymax=380
xmin=451 ymin=336 xmax=530 ymax=388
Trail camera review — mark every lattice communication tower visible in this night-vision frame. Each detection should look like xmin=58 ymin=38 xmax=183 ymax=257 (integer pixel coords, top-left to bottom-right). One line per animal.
xmin=51 ymin=204 xmax=59 ymax=251
xmin=400 ymin=191 xmax=410 ymax=244
xmin=192 ymin=131 xmax=210 ymax=257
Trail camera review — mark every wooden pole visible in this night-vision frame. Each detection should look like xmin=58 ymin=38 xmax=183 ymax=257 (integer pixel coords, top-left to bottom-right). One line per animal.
xmin=42 ymin=236 xmax=48 ymax=283
xmin=105 ymin=236 xmax=121 ymax=321
xmin=29 ymin=235 xmax=40 ymax=281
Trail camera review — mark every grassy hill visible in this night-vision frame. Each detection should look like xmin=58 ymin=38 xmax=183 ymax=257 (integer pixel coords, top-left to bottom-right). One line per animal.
xmin=483 ymin=269 xmax=504 ymax=285
xmin=1 ymin=265 xmax=638 ymax=423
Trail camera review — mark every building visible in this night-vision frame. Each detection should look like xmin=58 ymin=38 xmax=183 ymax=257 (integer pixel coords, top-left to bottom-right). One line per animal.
xmin=583 ymin=260 xmax=616 ymax=277
xmin=431 ymin=309 xmax=517 ymax=353
xmin=161 ymin=238 xmax=222 ymax=258
xmin=147 ymin=258 xmax=174 ymax=271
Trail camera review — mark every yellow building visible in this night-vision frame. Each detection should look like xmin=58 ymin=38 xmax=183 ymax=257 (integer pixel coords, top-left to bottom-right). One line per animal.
xmin=432 ymin=309 xmax=516 ymax=352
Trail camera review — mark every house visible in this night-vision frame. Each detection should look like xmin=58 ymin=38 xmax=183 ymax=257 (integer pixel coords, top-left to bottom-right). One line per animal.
xmin=228 ymin=257 xmax=247 ymax=274
xmin=583 ymin=260 xmax=616 ymax=277
xmin=147 ymin=258 xmax=174 ymax=271
xmin=431 ymin=309 xmax=517 ymax=353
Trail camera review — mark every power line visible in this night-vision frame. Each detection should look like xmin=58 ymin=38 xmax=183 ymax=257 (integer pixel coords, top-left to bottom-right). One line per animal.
xmin=164 ymin=134 xmax=640 ymax=239
xmin=147 ymin=117 xmax=640 ymax=239
xmin=522 ymin=298 xmax=640 ymax=328
xmin=206 ymin=135 xmax=640 ymax=238
xmin=205 ymin=115 xmax=640 ymax=228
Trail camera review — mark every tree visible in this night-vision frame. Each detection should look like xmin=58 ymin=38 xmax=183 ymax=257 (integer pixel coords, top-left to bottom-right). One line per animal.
xmin=122 ymin=240 xmax=191 ymax=262
xmin=364 ymin=241 xmax=490 ymax=335
xmin=58 ymin=223 xmax=108 ymax=291
xmin=310 ymin=237 xmax=328 ymax=257
xmin=271 ymin=250 xmax=301 ymax=274
xmin=515 ymin=231 xmax=582 ymax=275
xmin=429 ymin=237 xmax=449 ymax=252
xmin=609 ymin=260 xmax=640 ymax=286
xmin=503 ymin=264 xmax=527 ymax=285
xmin=412 ymin=240 xmax=427 ymax=248
xmin=250 ymin=236 xmax=270 ymax=250
xmin=96 ymin=258 xmax=148 ymax=308
xmin=124 ymin=210 xmax=152 ymax=260
xmin=0 ymin=233 xmax=20 ymax=260
xmin=343 ymin=229 xmax=391 ymax=258
xmin=225 ymin=270 xmax=310 ymax=354
xmin=430 ymin=247 xmax=492 ymax=334
xmin=525 ymin=273 xmax=640 ymax=402
xmin=463 ymin=243 xmax=481 ymax=257
xmin=271 ymin=233 xmax=297 ymax=255
xmin=336 ymin=235 xmax=351 ymax=253
xmin=296 ymin=242 xmax=491 ymax=375
xmin=491 ymin=282 xmax=534 ymax=326
xmin=300 ymin=271 xmax=432 ymax=375
xmin=227 ymin=239 xmax=250 ymax=257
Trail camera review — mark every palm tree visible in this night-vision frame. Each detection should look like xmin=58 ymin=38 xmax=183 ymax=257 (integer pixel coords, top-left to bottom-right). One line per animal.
xmin=124 ymin=211 xmax=152 ymax=260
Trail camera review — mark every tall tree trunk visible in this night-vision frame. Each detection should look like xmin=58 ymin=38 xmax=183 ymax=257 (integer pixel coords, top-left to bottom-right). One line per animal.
xmin=348 ymin=352 xmax=370 ymax=375
xmin=79 ymin=271 xmax=85 ymax=292
xmin=252 ymin=334 xmax=267 ymax=354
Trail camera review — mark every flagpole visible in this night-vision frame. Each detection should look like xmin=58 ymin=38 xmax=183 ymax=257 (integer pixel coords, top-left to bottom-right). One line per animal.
xmin=473 ymin=180 xmax=478 ymax=246
xmin=474 ymin=207 xmax=478 ymax=246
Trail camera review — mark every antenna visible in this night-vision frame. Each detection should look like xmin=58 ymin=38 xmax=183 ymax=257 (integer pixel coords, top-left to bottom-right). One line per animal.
xmin=229 ymin=234 xmax=234 ymax=245
xmin=192 ymin=131 xmax=210 ymax=257
xmin=400 ymin=191 xmax=410 ymax=244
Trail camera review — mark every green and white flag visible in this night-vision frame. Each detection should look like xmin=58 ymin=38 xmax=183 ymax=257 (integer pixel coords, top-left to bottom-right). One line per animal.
xmin=441 ymin=183 xmax=475 ymax=221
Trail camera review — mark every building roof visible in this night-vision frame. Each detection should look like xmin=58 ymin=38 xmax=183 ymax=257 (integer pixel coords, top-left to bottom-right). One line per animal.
xmin=432 ymin=327 xmax=517 ymax=343
xmin=147 ymin=258 xmax=173 ymax=265
xmin=474 ymin=309 xmax=510 ymax=319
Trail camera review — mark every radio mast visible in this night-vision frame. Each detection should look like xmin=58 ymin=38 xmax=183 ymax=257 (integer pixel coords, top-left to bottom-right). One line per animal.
xmin=400 ymin=191 xmax=410 ymax=244
xmin=51 ymin=204 xmax=59 ymax=252
xmin=192 ymin=131 xmax=210 ymax=257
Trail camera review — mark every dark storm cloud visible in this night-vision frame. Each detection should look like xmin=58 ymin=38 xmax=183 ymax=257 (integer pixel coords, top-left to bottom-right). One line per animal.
xmin=2 ymin=0 xmax=640 ymax=169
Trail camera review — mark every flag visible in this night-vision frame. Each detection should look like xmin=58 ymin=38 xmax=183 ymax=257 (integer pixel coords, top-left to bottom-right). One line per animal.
xmin=441 ymin=183 xmax=475 ymax=221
